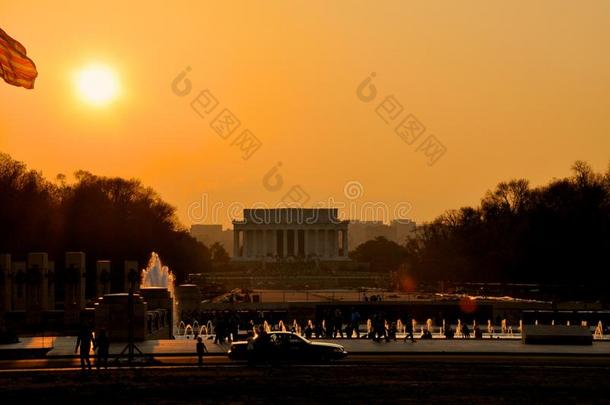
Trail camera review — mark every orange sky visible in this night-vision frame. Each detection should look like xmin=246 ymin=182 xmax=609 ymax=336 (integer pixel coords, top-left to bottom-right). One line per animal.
xmin=1 ymin=0 xmax=609 ymax=229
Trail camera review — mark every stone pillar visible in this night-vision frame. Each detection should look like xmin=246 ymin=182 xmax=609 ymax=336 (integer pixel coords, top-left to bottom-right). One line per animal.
xmin=27 ymin=252 xmax=49 ymax=312
xmin=47 ymin=261 xmax=55 ymax=310
xmin=283 ymin=229 xmax=288 ymax=258
xmin=294 ymin=228 xmax=300 ymax=257
xmin=259 ymin=230 xmax=264 ymax=257
xmin=0 ymin=254 xmax=11 ymax=315
xmin=11 ymin=261 xmax=26 ymax=311
xmin=242 ymin=230 xmax=248 ymax=258
xmin=124 ymin=260 xmax=139 ymax=292
xmin=233 ymin=229 xmax=239 ymax=258
xmin=332 ymin=230 xmax=338 ymax=258
xmin=250 ymin=230 xmax=258 ymax=257
xmin=244 ymin=230 xmax=252 ymax=259
xmin=96 ymin=260 xmax=111 ymax=297
xmin=343 ymin=228 xmax=349 ymax=257
xmin=65 ymin=252 xmax=86 ymax=325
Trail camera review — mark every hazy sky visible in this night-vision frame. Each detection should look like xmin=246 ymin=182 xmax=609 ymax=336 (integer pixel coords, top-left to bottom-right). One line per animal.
xmin=1 ymin=0 xmax=609 ymax=228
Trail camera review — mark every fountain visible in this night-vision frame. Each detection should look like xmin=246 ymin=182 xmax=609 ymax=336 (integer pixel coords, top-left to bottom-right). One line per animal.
xmin=487 ymin=320 xmax=493 ymax=335
xmin=184 ymin=324 xmax=194 ymax=339
xmin=426 ymin=319 xmax=433 ymax=334
xmin=291 ymin=319 xmax=300 ymax=334
xmin=594 ymin=321 xmax=603 ymax=339
xmin=140 ymin=252 xmax=176 ymax=336
xmin=397 ymin=319 xmax=404 ymax=334
xmin=456 ymin=319 xmax=462 ymax=337
xmin=141 ymin=252 xmax=175 ymax=295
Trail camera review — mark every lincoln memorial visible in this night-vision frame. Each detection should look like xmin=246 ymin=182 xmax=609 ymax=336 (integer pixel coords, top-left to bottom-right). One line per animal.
xmin=232 ymin=208 xmax=349 ymax=261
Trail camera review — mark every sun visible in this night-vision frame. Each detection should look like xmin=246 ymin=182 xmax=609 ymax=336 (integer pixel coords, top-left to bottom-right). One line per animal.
xmin=75 ymin=64 xmax=120 ymax=106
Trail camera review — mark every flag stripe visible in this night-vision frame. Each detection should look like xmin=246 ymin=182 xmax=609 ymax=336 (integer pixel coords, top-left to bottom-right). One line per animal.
xmin=0 ymin=27 xmax=37 ymax=89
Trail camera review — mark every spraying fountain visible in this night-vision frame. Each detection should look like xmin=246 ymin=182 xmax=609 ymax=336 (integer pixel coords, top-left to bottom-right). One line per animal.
xmin=594 ymin=321 xmax=604 ymax=339
xmin=141 ymin=252 xmax=175 ymax=295
xmin=397 ymin=319 xmax=404 ymax=334
xmin=139 ymin=252 xmax=176 ymax=338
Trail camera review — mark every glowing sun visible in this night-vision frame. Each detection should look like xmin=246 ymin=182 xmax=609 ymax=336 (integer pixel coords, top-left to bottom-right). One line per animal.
xmin=75 ymin=64 xmax=120 ymax=106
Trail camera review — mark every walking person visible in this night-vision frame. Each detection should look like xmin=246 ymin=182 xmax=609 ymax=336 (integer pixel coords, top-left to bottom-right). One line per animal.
xmin=196 ymin=336 xmax=208 ymax=367
xmin=75 ymin=322 xmax=95 ymax=371
xmin=404 ymin=317 xmax=416 ymax=343
xmin=95 ymin=328 xmax=110 ymax=370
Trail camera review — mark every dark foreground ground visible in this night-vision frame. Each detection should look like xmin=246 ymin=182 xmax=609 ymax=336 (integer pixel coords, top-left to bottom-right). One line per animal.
xmin=2 ymin=355 xmax=610 ymax=404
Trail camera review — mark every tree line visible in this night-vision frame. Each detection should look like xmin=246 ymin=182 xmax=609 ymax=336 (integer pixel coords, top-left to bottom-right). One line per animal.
xmin=0 ymin=153 xmax=211 ymax=293
xmin=351 ymin=161 xmax=610 ymax=293
xmin=3 ymin=153 xmax=609 ymax=295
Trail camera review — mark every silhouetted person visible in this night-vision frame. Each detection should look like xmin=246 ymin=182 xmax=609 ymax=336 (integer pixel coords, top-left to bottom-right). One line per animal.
xmin=350 ymin=308 xmax=361 ymax=339
xmin=75 ymin=323 xmax=95 ymax=371
xmin=333 ymin=308 xmax=344 ymax=338
xmin=462 ymin=324 xmax=471 ymax=339
xmin=404 ymin=318 xmax=415 ymax=343
xmin=95 ymin=329 xmax=110 ymax=370
xmin=304 ymin=323 xmax=313 ymax=340
xmin=196 ymin=336 xmax=208 ymax=367
xmin=421 ymin=328 xmax=432 ymax=339
xmin=388 ymin=322 xmax=398 ymax=341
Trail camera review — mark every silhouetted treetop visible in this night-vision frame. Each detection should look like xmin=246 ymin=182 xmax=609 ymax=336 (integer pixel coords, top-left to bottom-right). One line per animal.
xmin=0 ymin=153 xmax=210 ymax=285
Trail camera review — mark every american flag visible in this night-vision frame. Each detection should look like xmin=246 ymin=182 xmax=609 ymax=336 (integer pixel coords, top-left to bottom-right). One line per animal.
xmin=0 ymin=27 xmax=37 ymax=89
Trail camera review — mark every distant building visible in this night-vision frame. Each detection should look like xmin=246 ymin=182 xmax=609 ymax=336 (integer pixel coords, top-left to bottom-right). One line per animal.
xmin=190 ymin=224 xmax=233 ymax=256
xmin=348 ymin=219 xmax=416 ymax=250
xmin=232 ymin=208 xmax=349 ymax=261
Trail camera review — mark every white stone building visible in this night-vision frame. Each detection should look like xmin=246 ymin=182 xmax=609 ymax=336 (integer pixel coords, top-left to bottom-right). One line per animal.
xmin=232 ymin=208 xmax=349 ymax=261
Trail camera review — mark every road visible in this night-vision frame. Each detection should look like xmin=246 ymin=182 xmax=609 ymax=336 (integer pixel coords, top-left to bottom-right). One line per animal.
xmin=3 ymin=353 xmax=610 ymax=371
xmin=2 ymin=354 xmax=610 ymax=403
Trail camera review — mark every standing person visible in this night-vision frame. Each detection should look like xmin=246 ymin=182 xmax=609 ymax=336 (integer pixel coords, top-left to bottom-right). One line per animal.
xmin=75 ymin=323 xmax=95 ymax=371
xmin=95 ymin=328 xmax=110 ymax=370
xmin=404 ymin=317 xmax=415 ymax=343
xmin=196 ymin=336 xmax=208 ymax=367
xmin=350 ymin=308 xmax=361 ymax=339
xmin=333 ymin=308 xmax=344 ymax=338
